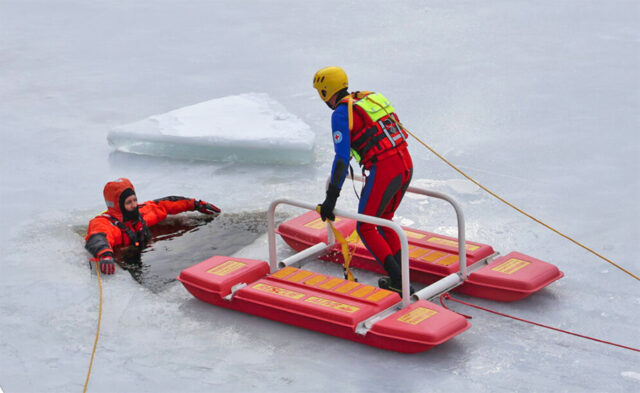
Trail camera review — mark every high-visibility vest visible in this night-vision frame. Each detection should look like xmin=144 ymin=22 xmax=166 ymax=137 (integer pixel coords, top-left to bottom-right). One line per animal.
xmin=341 ymin=92 xmax=408 ymax=167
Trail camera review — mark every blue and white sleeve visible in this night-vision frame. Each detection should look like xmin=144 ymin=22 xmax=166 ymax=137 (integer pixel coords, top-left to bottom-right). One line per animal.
xmin=329 ymin=105 xmax=351 ymax=190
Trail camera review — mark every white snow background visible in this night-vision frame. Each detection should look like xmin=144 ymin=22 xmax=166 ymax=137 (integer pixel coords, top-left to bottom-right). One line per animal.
xmin=1 ymin=1 xmax=639 ymax=392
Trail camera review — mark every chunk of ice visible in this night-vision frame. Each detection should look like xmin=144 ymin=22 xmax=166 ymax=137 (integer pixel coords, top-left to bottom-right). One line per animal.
xmin=108 ymin=93 xmax=315 ymax=164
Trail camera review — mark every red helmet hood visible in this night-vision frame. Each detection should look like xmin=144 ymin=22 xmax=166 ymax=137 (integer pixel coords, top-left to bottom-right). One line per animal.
xmin=103 ymin=178 xmax=136 ymax=222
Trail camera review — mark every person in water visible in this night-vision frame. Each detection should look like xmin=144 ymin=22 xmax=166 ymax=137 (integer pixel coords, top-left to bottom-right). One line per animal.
xmin=313 ymin=66 xmax=414 ymax=294
xmin=85 ymin=178 xmax=221 ymax=274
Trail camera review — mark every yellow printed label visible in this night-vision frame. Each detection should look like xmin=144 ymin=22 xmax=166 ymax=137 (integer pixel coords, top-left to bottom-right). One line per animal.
xmin=427 ymin=237 xmax=479 ymax=251
xmin=305 ymin=296 xmax=359 ymax=313
xmin=420 ymin=251 xmax=447 ymax=262
xmin=252 ymin=283 xmax=305 ymax=299
xmin=492 ymin=258 xmax=531 ymax=275
xmin=409 ymin=246 xmax=429 ymax=259
xmin=335 ymin=281 xmax=360 ymax=294
xmin=405 ymin=230 xmax=427 ymax=240
xmin=304 ymin=217 xmax=341 ymax=230
xmin=366 ymin=290 xmax=393 ymax=302
xmin=271 ymin=266 xmax=297 ymax=279
xmin=397 ymin=307 xmax=438 ymax=325
xmin=350 ymin=285 xmax=376 ymax=298
xmin=304 ymin=275 xmax=327 ymax=287
xmin=287 ymin=270 xmax=314 ymax=283
xmin=318 ymin=277 xmax=344 ymax=290
xmin=206 ymin=260 xmax=246 ymax=276
xmin=437 ymin=255 xmax=459 ymax=266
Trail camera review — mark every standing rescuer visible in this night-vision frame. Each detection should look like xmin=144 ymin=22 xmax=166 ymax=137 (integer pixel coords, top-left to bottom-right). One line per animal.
xmin=313 ymin=66 xmax=414 ymax=294
xmin=85 ymin=178 xmax=221 ymax=274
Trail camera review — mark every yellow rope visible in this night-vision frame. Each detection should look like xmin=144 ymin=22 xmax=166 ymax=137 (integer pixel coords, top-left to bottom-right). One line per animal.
xmin=316 ymin=206 xmax=357 ymax=281
xmin=404 ymin=127 xmax=639 ymax=281
xmin=327 ymin=220 xmax=357 ymax=281
xmin=83 ymin=260 xmax=103 ymax=392
xmin=360 ymin=94 xmax=637 ymax=281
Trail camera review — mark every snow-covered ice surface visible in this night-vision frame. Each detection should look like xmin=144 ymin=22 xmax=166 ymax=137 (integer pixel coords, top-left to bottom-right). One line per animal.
xmin=108 ymin=93 xmax=315 ymax=164
xmin=1 ymin=1 xmax=639 ymax=392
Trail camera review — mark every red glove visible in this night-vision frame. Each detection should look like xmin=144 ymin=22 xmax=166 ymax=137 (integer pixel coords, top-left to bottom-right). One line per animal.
xmin=99 ymin=253 xmax=115 ymax=275
xmin=195 ymin=200 xmax=221 ymax=216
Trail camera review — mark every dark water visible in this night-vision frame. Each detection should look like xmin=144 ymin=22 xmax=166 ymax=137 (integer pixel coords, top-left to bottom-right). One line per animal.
xmin=78 ymin=210 xmax=284 ymax=293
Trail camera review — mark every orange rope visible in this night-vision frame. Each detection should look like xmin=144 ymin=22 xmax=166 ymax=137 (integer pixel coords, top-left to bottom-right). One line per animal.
xmin=362 ymin=95 xmax=637 ymax=281
xmin=403 ymin=127 xmax=638 ymax=281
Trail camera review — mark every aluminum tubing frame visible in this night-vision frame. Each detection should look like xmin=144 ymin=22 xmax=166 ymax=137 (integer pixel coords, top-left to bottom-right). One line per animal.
xmin=268 ymin=198 xmax=413 ymax=308
xmin=334 ymin=175 xmax=468 ymax=280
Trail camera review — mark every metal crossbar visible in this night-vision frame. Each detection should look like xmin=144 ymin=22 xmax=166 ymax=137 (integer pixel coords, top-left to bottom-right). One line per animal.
xmin=267 ymin=179 xmax=469 ymax=308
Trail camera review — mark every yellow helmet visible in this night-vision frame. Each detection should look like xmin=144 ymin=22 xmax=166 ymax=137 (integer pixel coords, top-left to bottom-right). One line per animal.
xmin=313 ymin=66 xmax=348 ymax=102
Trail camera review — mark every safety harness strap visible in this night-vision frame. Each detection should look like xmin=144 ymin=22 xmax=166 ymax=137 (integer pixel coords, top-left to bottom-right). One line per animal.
xmin=102 ymin=213 xmax=151 ymax=248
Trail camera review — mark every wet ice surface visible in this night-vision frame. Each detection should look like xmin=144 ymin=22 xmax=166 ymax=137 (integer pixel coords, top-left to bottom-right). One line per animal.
xmin=1 ymin=1 xmax=639 ymax=392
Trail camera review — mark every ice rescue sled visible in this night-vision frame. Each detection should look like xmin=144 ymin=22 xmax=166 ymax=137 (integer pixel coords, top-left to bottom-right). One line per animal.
xmin=179 ymin=199 xmax=471 ymax=353
xmin=277 ymin=181 xmax=563 ymax=302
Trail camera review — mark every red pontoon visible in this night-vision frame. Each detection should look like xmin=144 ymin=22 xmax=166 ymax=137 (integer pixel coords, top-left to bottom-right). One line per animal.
xmin=277 ymin=181 xmax=562 ymax=302
xmin=179 ymin=198 xmax=474 ymax=353
xmin=179 ymin=185 xmax=562 ymax=353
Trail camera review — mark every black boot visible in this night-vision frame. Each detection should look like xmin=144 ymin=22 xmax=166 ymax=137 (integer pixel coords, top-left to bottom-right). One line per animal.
xmin=378 ymin=255 xmax=414 ymax=295
xmin=393 ymin=250 xmax=403 ymax=266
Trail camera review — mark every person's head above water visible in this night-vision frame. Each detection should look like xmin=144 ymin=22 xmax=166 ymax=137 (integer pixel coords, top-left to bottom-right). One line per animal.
xmin=103 ymin=178 xmax=140 ymax=222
